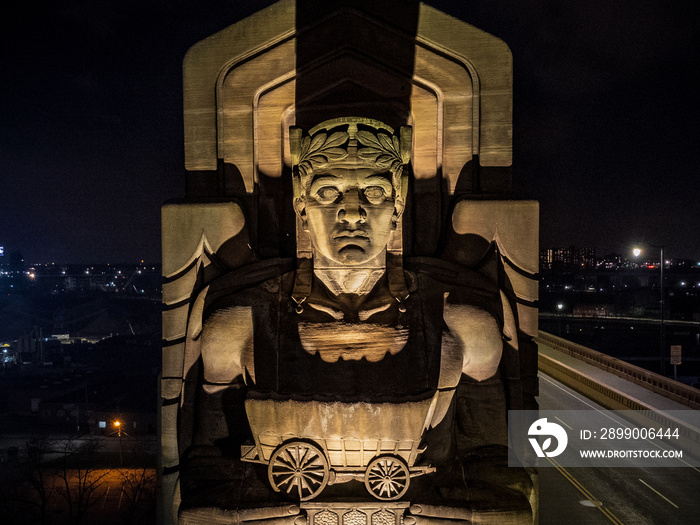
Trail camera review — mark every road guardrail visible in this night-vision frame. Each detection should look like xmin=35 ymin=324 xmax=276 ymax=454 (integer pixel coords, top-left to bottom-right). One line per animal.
xmin=537 ymin=330 xmax=700 ymax=410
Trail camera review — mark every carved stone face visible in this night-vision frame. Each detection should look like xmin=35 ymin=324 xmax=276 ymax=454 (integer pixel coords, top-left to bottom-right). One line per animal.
xmin=297 ymin=167 xmax=402 ymax=266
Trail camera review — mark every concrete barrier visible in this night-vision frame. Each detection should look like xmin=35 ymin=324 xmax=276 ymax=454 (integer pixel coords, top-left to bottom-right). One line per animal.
xmin=537 ymin=330 xmax=700 ymax=410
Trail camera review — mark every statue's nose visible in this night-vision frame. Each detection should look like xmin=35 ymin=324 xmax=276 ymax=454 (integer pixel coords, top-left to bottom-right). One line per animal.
xmin=337 ymin=190 xmax=366 ymax=223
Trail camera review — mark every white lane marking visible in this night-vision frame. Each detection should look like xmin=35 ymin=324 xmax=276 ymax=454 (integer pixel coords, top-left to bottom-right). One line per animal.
xmin=118 ymin=488 xmax=124 ymax=510
xmin=639 ymin=479 xmax=679 ymax=508
xmin=540 ymin=374 xmax=626 ymax=421
xmin=540 ymin=373 xmax=700 ymax=472
xmin=555 ymin=416 xmax=573 ymax=430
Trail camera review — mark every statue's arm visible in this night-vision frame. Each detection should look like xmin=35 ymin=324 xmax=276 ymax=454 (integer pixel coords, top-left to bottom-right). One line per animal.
xmin=443 ymin=301 xmax=503 ymax=382
xmin=200 ymin=306 xmax=255 ymax=390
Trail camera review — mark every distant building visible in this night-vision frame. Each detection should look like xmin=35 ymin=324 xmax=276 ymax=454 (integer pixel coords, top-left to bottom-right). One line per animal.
xmin=0 ymin=251 xmax=26 ymax=293
xmin=540 ymin=247 xmax=573 ymax=271
xmin=598 ymin=252 xmax=623 ymax=270
xmin=574 ymin=247 xmax=596 ymax=269
xmin=539 ymin=249 xmax=553 ymax=271
xmin=540 ymin=246 xmax=595 ymax=271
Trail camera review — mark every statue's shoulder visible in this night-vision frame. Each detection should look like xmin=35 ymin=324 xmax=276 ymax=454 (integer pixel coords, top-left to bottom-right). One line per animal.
xmin=404 ymin=256 xmax=498 ymax=294
xmin=202 ymin=257 xmax=296 ymax=314
xmin=404 ymin=256 xmax=503 ymax=325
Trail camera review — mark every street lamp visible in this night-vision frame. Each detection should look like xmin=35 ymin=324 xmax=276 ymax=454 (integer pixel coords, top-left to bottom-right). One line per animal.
xmin=632 ymin=244 xmax=665 ymax=375
xmin=556 ymin=303 xmax=564 ymax=335
xmin=113 ymin=420 xmax=123 ymax=466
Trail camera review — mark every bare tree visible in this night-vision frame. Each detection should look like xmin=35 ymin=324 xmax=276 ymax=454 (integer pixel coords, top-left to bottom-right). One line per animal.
xmin=24 ymin=461 xmax=58 ymax=524
xmin=54 ymin=437 xmax=112 ymax=525
xmin=24 ymin=436 xmax=60 ymax=524
xmin=0 ymin=436 xmax=58 ymax=524
xmin=118 ymin=467 xmax=156 ymax=524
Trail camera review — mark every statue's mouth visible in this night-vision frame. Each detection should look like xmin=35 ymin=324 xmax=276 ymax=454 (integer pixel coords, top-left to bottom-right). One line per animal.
xmin=333 ymin=230 xmax=369 ymax=240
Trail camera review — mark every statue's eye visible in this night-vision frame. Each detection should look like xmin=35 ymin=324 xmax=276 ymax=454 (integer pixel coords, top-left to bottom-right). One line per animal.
xmin=363 ymin=186 xmax=386 ymax=203
xmin=315 ymin=186 xmax=340 ymax=203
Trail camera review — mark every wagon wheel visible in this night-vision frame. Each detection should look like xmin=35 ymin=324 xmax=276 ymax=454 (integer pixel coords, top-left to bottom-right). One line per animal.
xmin=268 ymin=441 xmax=329 ymax=501
xmin=364 ymin=455 xmax=410 ymax=500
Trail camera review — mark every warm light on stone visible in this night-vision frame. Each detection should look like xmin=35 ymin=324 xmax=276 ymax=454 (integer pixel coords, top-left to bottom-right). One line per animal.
xmin=161 ymin=2 xmax=538 ymax=524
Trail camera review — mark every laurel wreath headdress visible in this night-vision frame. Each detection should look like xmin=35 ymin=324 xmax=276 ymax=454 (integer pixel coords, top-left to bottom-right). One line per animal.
xmin=289 ymin=117 xmax=412 ymax=203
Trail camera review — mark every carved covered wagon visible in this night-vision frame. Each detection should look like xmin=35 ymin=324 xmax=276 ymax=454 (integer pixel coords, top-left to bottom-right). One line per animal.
xmin=240 ymin=396 xmax=438 ymax=501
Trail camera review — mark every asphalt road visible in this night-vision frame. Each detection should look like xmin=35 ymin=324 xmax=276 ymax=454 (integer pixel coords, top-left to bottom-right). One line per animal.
xmin=537 ymin=372 xmax=700 ymax=525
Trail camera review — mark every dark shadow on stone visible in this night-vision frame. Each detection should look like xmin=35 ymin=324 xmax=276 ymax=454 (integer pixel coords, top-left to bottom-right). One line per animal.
xmin=222 ymin=161 xmax=248 ymax=196
xmin=452 ymin=156 xmax=514 ymax=197
xmin=453 ymin=158 xmax=479 ymax=196
xmin=179 ymin=358 xmax=280 ymax=509
xmin=256 ymin=167 xmax=297 ymax=259
xmin=216 ymin=229 xmax=257 ymax=271
xmin=406 ymin=171 xmax=443 ymax=257
xmin=295 ymin=0 xmax=419 ymax=129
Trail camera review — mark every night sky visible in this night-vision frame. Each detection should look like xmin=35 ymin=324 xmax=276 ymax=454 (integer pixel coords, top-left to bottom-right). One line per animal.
xmin=2 ymin=0 xmax=698 ymax=264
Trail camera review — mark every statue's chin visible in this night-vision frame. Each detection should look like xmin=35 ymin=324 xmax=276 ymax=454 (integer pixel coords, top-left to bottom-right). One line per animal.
xmin=334 ymin=245 xmax=370 ymax=265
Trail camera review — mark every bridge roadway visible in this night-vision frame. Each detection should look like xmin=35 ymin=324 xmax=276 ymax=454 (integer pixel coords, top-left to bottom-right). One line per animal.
xmin=537 ymin=338 xmax=700 ymax=525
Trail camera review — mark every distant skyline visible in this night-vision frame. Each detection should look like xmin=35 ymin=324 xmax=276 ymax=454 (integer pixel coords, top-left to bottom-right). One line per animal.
xmin=2 ymin=0 xmax=698 ymax=263
xmin=4 ymin=242 xmax=700 ymax=266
